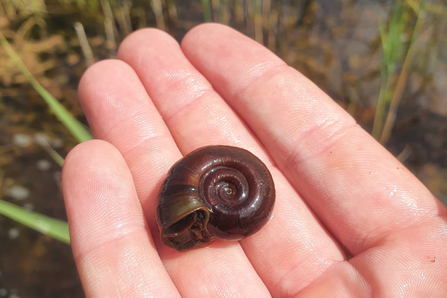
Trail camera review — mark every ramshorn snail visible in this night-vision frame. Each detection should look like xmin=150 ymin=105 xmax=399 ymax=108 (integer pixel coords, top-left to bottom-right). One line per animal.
xmin=156 ymin=145 xmax=275 ymax=252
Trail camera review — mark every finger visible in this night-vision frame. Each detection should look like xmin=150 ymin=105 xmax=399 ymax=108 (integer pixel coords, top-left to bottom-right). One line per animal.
xmin=78 ymin=60 xmax=270 ymax=297
xmin=62 ymin=140 xmax=180 ymax=297
xmin=297 ymin=221 xmax=447 ymax=297
xmin=118 ymin=28 xmax=345 ymax=296
xmin=181 ymin=23 xmax=446 ymax=254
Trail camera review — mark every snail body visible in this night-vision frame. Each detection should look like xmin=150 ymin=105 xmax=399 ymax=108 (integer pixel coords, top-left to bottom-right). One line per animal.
xmin=156 ymin=146 xmax=275 ymax=252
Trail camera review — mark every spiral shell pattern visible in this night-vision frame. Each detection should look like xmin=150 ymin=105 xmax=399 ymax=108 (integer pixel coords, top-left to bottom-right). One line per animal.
xmin=156 ymin=146 xmax=275 ymax=252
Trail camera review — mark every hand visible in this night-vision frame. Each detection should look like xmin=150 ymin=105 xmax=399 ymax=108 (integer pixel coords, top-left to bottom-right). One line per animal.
xmin=62 ymin=24 xmax=447 ymax=297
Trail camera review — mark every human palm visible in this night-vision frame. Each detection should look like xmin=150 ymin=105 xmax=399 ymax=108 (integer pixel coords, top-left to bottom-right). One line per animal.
xmin=62 ymin=24 xmax=447 ymax=297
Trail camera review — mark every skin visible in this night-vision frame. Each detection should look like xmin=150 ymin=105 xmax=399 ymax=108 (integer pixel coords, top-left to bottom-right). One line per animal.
xmin=62 ymin=24 xmax=447 ymax=297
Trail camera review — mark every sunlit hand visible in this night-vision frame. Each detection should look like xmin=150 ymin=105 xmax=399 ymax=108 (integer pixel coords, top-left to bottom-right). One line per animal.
xmin=62 ymin=24 xmax=447 ymax=297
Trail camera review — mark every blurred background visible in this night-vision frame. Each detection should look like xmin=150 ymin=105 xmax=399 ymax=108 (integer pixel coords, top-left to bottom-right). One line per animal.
xmin=0 ymin=0 xmax=446 ymax=297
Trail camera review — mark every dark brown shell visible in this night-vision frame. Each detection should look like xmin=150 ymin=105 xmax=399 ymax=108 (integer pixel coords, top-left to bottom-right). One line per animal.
xmin=156 ymin=145 xmax=275 ymax=252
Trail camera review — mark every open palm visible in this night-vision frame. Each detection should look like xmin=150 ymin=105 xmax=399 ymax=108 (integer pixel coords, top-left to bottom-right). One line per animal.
xmin=62 ymin=24 xmax=447 ymax=297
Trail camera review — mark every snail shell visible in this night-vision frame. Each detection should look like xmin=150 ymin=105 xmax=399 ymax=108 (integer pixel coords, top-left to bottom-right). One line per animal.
xmin=156 ymin=145 xmax=275 ymax=252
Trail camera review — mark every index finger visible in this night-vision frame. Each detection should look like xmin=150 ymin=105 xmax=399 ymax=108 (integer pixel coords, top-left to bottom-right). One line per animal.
xmin=181 ymin=23 xmax=445 ymax=255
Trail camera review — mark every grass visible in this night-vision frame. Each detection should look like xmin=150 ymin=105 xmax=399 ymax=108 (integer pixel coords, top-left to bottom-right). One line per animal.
xmin=0 ymin=200 xmax=70 ymax=244
xmin=373 ymin=0 xmax=445 ymax=144
xmin=373 ymin=0 xmax=413 ymax=142
xmin=1 ymin=26 xmax=92 ymax=244
xmin=0 ymin=34 xmax=93 ymax=143
xmin=35 ymin=134 xmax=65 ymax=167
xmin=201 ymin=0 xmax=212 ymax=22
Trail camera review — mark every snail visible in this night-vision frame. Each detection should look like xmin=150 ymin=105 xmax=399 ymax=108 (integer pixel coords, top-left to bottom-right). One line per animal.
xmin=156 ymin=145 xmax=275 ymax=252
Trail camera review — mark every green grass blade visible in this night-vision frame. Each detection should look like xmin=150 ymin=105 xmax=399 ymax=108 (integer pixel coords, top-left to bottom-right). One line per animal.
xmin=0 ymin=200 xmax=70 ymax=244
xmin=201 ymin=0 xmax=212 ymax=22
xmin=35 ymin=134 xmax=65 ymax=167
xmin=0 ymin=34 xmax=93 ymax=143
xmin=373 ymin=0 xmax=411 ymax=140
